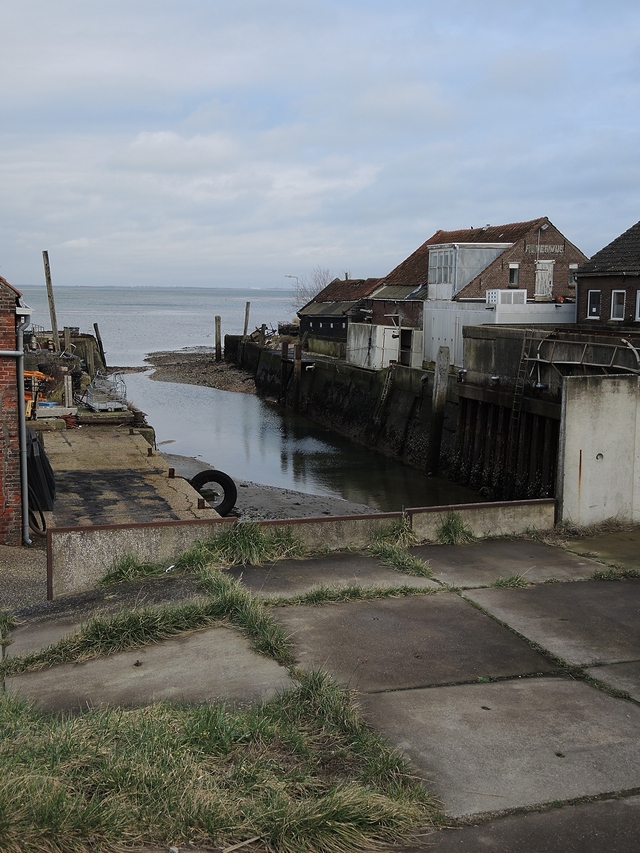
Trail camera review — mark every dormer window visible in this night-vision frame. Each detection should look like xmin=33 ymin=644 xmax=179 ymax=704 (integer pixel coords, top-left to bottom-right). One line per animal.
xmin=428 ymin=249 xmax=454 ymax=285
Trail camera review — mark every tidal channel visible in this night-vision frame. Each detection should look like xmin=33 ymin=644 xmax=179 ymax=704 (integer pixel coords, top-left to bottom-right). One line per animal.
xmin=126 ymin=372 xmax=478 ymax=512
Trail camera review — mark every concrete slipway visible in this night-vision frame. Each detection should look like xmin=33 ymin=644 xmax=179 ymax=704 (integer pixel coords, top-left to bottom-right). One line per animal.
xmin=4 ymin=534 xmax=640 ymax=851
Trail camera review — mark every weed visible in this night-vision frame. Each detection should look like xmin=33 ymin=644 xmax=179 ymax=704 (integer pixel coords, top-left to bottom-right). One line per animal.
xmin=370 ymin=541 xmax=433 ymax=578
xmin=436 ymin=512 xmax=475 ymax=545
xmin=267 ymin=584 xmax=436 ymax=607
xmin=373 ymin=516 xmax=417 ymax=549
xmin=491 ymin=573 xmax=529 ymax=589
xmin=189 ymin=523 xmax=307 ymax=568
xmin=592 ymin=567 xmax=640 ymax=581
xmin=100 ymin=554 xmax=168 ymax=586
xmin=0 ymin=672 xmax=441 ymax=852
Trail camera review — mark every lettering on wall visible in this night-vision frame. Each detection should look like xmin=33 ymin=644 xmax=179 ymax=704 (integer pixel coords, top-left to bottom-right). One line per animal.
xmin=525 ymin=245 xmax=565 ymax=254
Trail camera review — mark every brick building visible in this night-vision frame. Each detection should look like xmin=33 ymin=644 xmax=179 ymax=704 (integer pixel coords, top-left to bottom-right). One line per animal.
xmin=0 ymin=276 xmax=22 ymax=545
xmin=577 ymin=219 xmax=640 ymax=329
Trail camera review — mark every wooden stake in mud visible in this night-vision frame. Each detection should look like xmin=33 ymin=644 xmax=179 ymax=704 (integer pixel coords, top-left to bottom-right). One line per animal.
xmin=63 ymin=326 xmax=71 ymax=353
xmin=426 ymin=346 xmax=450 ymax=475
xmin=42 ymin=250 xmax=60 ymax=352
xmin=293 ymin=343 xmax=302 ymax=413
xmin=215 ymin=315 xmax=222 ymax=362
xmin=93 ymin=322 xmax=107 ymax=368
xmin=243 ymin=302 xmax=250 ymax=338
xmin=259 ymin=323 xmax=266 ymax=347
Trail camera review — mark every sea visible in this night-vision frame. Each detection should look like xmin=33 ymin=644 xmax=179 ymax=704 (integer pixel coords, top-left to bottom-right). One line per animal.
xmin=20 ymin=285 xmax=477 ymax=510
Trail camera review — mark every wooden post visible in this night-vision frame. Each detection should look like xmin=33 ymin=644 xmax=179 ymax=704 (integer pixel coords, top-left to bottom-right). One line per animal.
xmin=279 ymin=341 xmax=289 ymax=404
xmin=259 ymin=323 xmax=266 ymax=347
xmin=293 ymin=343 xmax=302 ymax=413
xmin=93 ymin=322 xmax=107 ymax=368
xmin=86 ymin=342 xmax=95 ymax=377
xmin=243 ymin=302 xmax=250 ymax=338
xmin=42 ymin=250 xmax=60 ymax=351
xmin=215 ymin=315 xmax=222 ymax=362
xmin=63 ymin=327 xmax=71 ymax=353
xmin=426 ymin=346 xmax=450 ymax=475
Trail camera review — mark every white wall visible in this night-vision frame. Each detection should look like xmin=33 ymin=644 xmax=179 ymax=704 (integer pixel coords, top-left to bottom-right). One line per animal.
xmin=557 ymin=375 xmax=640 ymax=526
xmin=346 ymin=324 xmax=423 ymax=369
xmin=423 ymin=300 xmax=577 ymax=366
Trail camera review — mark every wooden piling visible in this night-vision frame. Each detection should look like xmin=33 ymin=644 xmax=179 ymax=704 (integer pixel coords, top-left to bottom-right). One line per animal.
xmin=279 ymin=341 xmax=289 ymax=404
xmin=42 ymin=250 xmax=60 ymax=352
xmin=243 ymin=302 xmax=250 ymax=338
xmin=293 ymin=343 xmax=302 ymax=413
xmin=93 ymin=322 xmax=107 ymax=368
xmin=215 ymin=315 xmax=222 ymax=362
xmin=259 ymin=324 xmax=266 ymax=347
xmin=63 ymin=327 xmax=71 ymax=353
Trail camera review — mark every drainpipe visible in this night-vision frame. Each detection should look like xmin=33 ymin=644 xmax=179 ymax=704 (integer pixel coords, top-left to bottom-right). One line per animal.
xmin=0 ymin=302 xmax=33 ymax=545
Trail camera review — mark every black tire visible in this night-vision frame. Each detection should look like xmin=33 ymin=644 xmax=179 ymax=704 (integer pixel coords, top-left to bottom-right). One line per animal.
xmin=28 ymin=484 xmax=46 ymax=536
xmin=189 ymin=470 xmax=237 ymax=517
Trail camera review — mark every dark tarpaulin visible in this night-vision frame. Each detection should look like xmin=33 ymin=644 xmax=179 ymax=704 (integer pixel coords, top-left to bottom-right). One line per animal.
xmin=26 ymin=428 xmax=56 ymax=512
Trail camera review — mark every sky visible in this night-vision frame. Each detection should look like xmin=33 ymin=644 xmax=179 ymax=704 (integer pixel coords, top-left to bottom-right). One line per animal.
xmin=1 ymin=0 xmax=640 ymax=290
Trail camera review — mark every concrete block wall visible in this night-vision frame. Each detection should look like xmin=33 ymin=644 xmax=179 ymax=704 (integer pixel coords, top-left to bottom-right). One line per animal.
xmin=0 ymin=280 xmax=21 ymax=545
xmin=558 ymin=374 xmax=640 ymax=526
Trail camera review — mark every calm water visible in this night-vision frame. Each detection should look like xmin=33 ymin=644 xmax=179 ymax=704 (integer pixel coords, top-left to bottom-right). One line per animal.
xmin=125 ymin=371 xmax=477 ymax=511
xmin=21 ymin=284 xmax=477 ymax=509
xmin=20 ymin=285 xmax=295 ymax=367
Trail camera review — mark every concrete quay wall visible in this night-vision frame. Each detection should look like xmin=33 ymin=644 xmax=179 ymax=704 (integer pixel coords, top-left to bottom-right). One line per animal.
xmin=48 ymin=499 xmax=556 ymax=598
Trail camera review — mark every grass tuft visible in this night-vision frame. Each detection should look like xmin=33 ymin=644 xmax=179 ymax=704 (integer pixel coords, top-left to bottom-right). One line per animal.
xmin=373 ymin=516 xmax=417 ymax=549
xmin=436 ymin=512 xmax=475 ymax=545
xmin=179 ymin=523 xmax=307 ymax=570
xmin=267 ymin=584 xmax=436 ymax=607
xmin=592 ymin=566 xmax=640 ymax=580
xmin=491 ymin=573 xmax=529 ymax=589
xmin=370 ymin=541 xmax=433 ymax=578
xmin=100 ymin=554 xmax=168 ymax=586
xmin=0 ymin=672 xmax=441 ymax=852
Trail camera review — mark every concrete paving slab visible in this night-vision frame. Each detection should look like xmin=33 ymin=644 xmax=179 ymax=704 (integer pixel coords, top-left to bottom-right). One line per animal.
xmin=466 ymin=579 xmax=640 ymax=666
xmin=6 ymin=617 xmax=82 ymax=658
xmin=6 ymin=625 xmax=292 ymax=711
xmin=227 ymin=553 xmax=438 ymax=598
xmin=380 ymin=796 xmax=640 ymax=852
xmin=585 ymin=661 xmax=640 ymax=702
xmin=360 ymin=678 xmax=640 ymax=817
xmin=273 ymin=594 xmax=553 ymax=692
xmin=410 ymin=540 xmax=599 ymax=588
xmin=565 ymin=528 xmax=640 ymax=572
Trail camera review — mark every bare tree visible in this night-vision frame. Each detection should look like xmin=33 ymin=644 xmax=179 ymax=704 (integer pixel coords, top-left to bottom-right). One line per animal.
xmin=289 ymin=265 xmax=334 ymax=309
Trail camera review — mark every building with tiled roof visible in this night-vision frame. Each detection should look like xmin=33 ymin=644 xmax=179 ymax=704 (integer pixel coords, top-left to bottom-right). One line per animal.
xmin=577 ymin=220 xmax=640 ymax=328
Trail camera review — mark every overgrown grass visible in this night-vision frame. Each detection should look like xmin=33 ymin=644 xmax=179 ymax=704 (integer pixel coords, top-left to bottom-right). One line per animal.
xmin=491 ymin=573 xmax=529 ymax=589
xmin=0 ymin=671 xmax=441 ymax=853
xmin=267 ymin=584 xmax=437 ymax=607
xmin=436 ymin=512 xmax=475 ymax=545
xmin=369 ymin=517 xmax=432 ymax=578
xmin=99 ymin=524 xmax=308 ymax=589
xmin=592 ymin=566 xmax=640 ymax=580
xmin=1 ymin=571 xmax=293 ymax=676
xmin=100 ymin=554 xmax=168 ymax=586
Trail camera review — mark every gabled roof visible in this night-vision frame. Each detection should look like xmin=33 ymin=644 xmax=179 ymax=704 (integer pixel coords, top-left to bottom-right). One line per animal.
xmin=380 ymin=218 xmax=546 ymax=289
xmin=579 ymin=220 xmax=640 ymax=276
xmin=0 ymin=276 xmax=22 ymax=297
xmin=310 ymin=277 xmax=382 ymax=303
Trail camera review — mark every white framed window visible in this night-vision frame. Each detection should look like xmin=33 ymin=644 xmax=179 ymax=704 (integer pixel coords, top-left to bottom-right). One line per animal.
xmin=428 ymin=248 xmax=454 ymax=285
xmin=635 ymin=290 xmax=640 ymax=321
xmin=508 ymin=263 xmax=519 ymax=287
xmin=587 ymin=290 xmax=601 ymax=319
xmin=611 ymin=290 xmax=626 ymax=321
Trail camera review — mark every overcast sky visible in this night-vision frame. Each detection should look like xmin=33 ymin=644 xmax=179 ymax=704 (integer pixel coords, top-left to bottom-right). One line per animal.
xmin=2 ymin=0 xmax=639 ymax=289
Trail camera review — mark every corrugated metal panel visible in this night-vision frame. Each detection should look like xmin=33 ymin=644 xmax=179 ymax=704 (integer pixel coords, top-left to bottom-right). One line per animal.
xmin=298 ymin=301 xmax=355 ymax=317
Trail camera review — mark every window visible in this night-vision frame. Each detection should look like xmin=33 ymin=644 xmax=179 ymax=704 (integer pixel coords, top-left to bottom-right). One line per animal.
xmin=508 ymin=263 xmax=519 ymax=287
xmin=587 ymin=290 xmax=601 ymax=319
xmin=611 ymin=290 xmax=626 ymax=321
xmin=636 ymin=291 xmax=640 ymax=322
xmin=428 ymin=248 xmax=454 ymax=285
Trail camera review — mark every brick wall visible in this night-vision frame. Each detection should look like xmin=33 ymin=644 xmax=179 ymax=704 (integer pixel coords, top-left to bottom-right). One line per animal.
xmin=577 ymin=274 xmax=640 ymax=329
xmin=456 ymin=222 xmax=587 ymax=301
xmin=0 ymin=280 xmax=21 ymax=545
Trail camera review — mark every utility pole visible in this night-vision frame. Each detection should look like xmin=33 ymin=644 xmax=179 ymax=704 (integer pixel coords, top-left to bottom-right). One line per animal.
xmin=42 ymin=251 xmax=60 ymax=352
